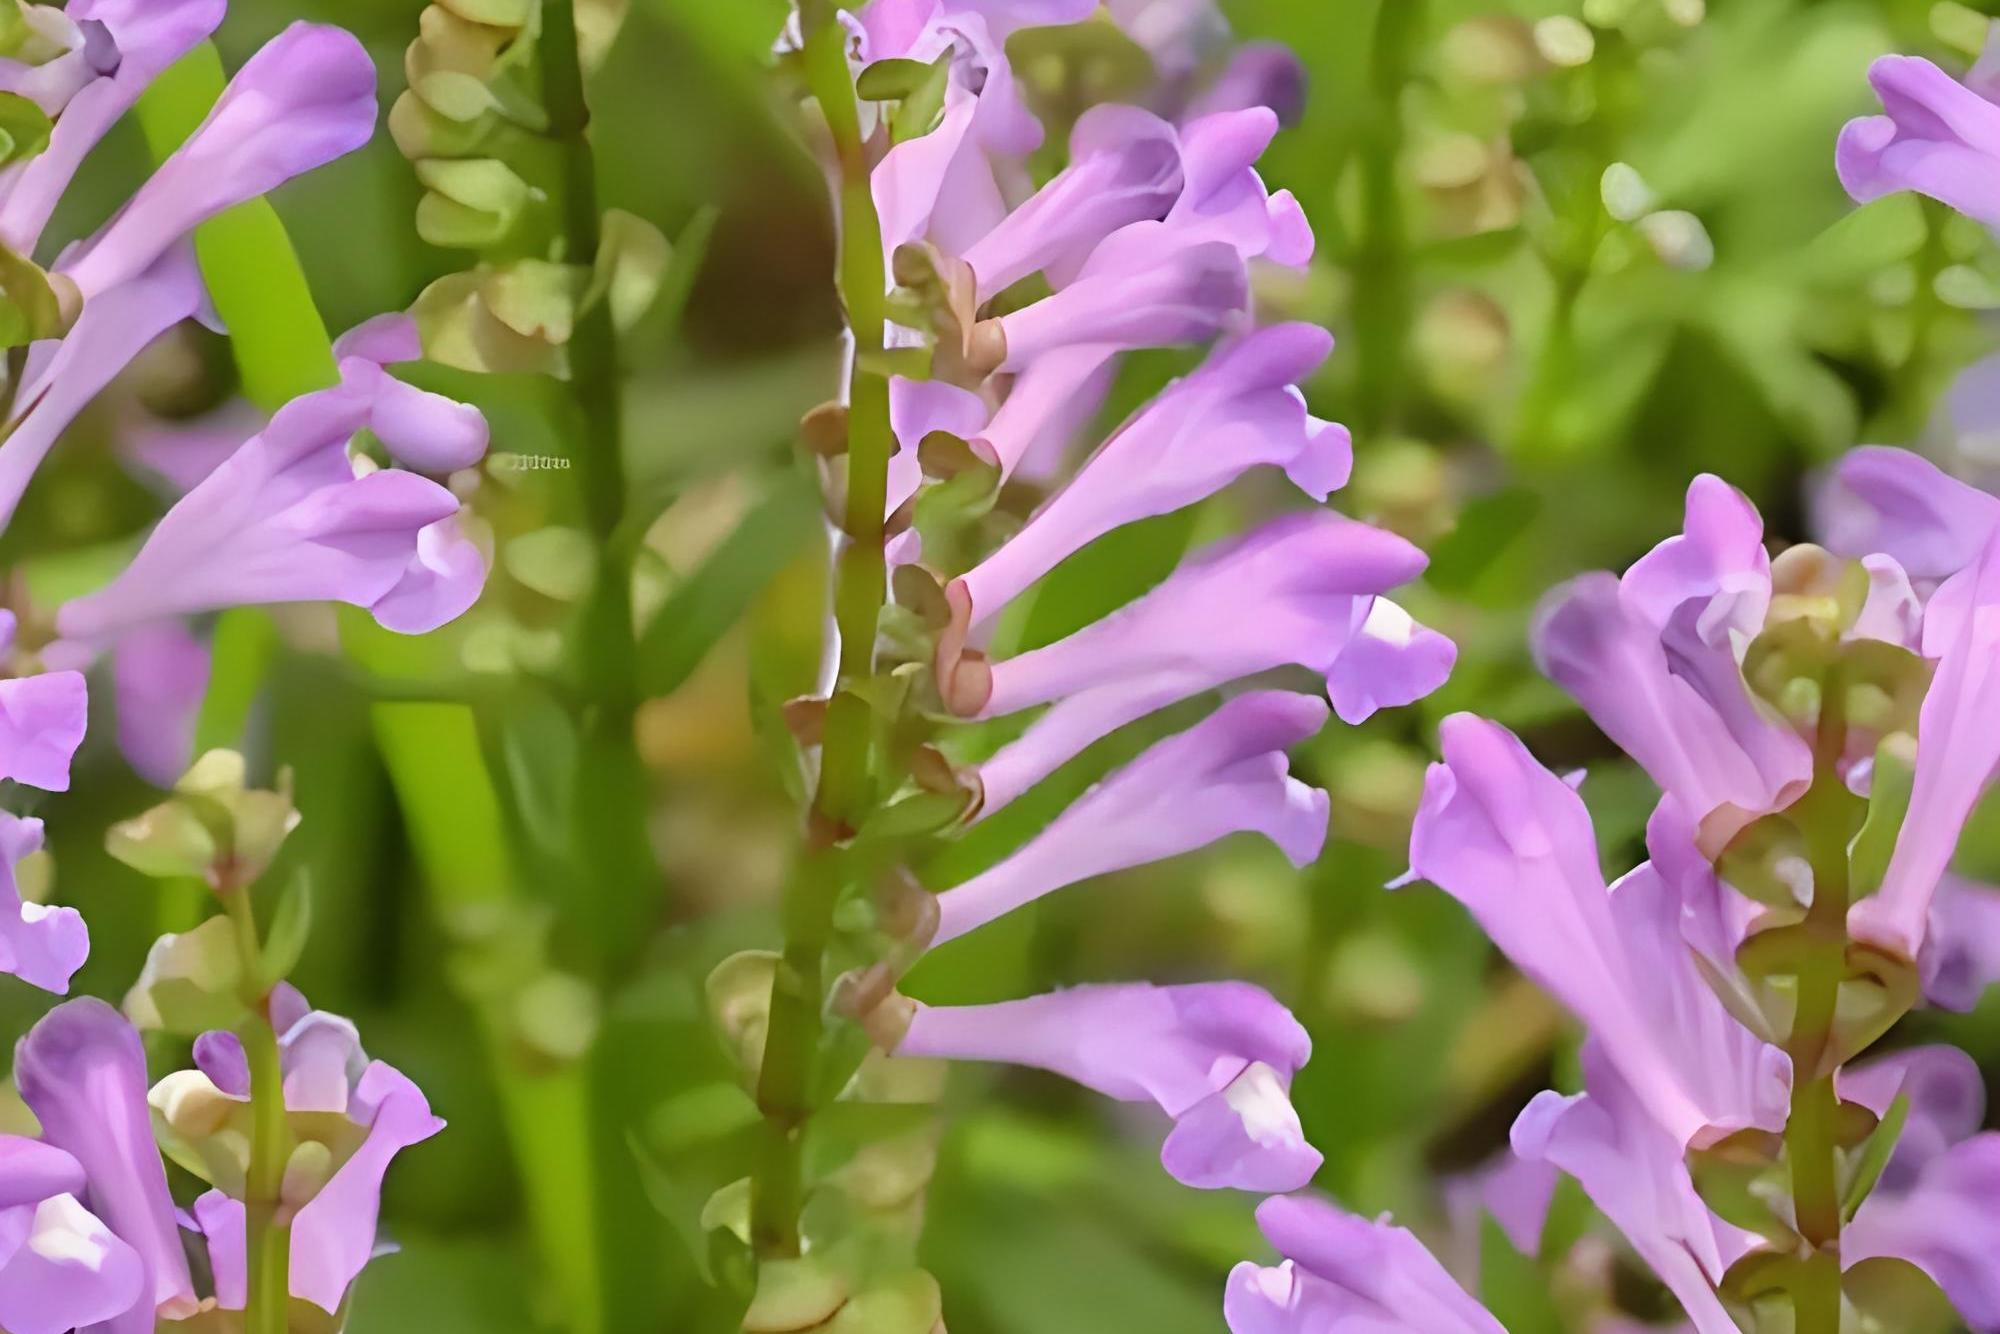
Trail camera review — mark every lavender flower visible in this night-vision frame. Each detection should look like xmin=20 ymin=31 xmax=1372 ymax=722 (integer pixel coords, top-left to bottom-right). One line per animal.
xmin=1837 ymin=51 xmax=2000 ymax=228
xmin=151 ymin=985 xmax=445 ymax=1313
xmin=0 ymin=612 xmax=86 ymax=793
xmin=1225 ymin=1195 xmax=1504 ymax=1334
xmin=0 ymin=814 xmax=88 ymax=995
xmin=934 ymin=690 xmax=1329 ymax=943
xmin=52 ymin=314 xmax=488 ymax=652
xmin=893 ymin=981 xmax=1319 ymax=1190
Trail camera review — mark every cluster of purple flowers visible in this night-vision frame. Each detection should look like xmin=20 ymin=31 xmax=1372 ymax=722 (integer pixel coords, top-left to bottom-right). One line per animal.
xmin=808 ymin=4 xmax=2000 ymax=1332
xmin=0 ymin=3 xmax=484 ymax=1325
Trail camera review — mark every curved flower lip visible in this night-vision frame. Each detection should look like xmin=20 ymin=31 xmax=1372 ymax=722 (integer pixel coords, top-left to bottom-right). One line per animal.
xmin=934 ymin=690 xmax=1329 ymax=944
xmin=14 ymin=998 xmax=195 ymax=1320
xmin=51 ymin=318 xmax=490 ymax=651
xmin=1532 ymin=474 xmax=1811 ymax=839
xmin=0 ymin=814 xmax=89 ymax=996
xmin=1409 ymin=714 xmax=1792 ymax=1150
xmin=1921 ymin=873 xmax=2000 ymax=1012
xmin=1838 ymin=55 xmax=2000 ymax=226
xmin=0 ymin=1190 xmax=148 ymax=1334
xmin=0 ymin=0 xmax=225 ymax=255
xmin=970 ymin=346 xmax=1117 ymax=484
xmin=59 ymin=21 xmax=378 ymax=304
xmin=965 ymin=512 xmax=1438 ymax=816
xmin=1816 ymin=445 xmax=2000 ymax=580
xmin=1226 ymin=1195 xmax=1505 ymax=1334
xmin=896 ymin=980 xmax=1319 ymax=1191
xmin=0 ymin=611 xmax=88 ymax=794
xmin=943 ymin=322 xmax=1346 ymax=668
xmin=1850 ymin=530 xmax=2000 ymax=964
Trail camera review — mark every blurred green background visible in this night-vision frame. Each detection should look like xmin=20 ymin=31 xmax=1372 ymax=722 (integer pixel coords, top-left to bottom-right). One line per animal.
xmin=8 ymin=0 xmax=2000 ymax=1330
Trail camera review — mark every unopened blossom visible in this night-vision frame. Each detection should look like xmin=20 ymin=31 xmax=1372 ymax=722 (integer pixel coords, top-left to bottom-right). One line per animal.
xmin=1513 ymin=1046 xmax=1762 ymax=1334
xmin=967 ymin=512 xmax=1449 ymax=814
xmin=0 ymin=612 xmax=86 ymax=793
xmin=894 ymin=981 xmax=1319 ymax=1190
xmin=1408 ymin=714 xmax=1793 ymax=1149
xmin=1533 ymin=475 xmax=1811 ymax=842
xmin=1225 ymin=1194 xmax=1503 ymax=1334
xmin=944 ymin=322 xmax=1350 ymax=661
xmin=934 ymin=690 xmax=1329 ymax=943
xmin=152 ymin=985 xmax=445 ymax=1313
xmin=0 ymin=815 xmax=88 ymax=996
xmin=1837 ymin=51 xmax=2000 ymax=229
xmin=13 ymin=999 xmax=198 ymax=1332
xmin=52 ymin=315 xmax=488 ymax=651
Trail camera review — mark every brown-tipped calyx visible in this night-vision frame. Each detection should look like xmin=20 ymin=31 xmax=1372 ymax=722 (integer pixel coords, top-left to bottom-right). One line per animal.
xmin=892 ymin=564 xmax=951 ymax=630
xmin=782 ymin=695 xmax=829 ymax=746
xmin=932 ymin=579 xmax=992 ymax=716
xmin=799 ymin=400 xmax=850 ymax=457
xmin=917 ymin=429 xmax=999 ymax=483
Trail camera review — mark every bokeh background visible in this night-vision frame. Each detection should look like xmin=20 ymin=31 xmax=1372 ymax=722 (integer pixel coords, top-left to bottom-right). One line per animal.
xmin=5 ymin=0 xmax=2000 ymax=1330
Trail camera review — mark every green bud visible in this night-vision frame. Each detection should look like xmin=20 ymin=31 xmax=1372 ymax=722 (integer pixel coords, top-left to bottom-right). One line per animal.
xmin=1842 ymin=1257 xmax=1960 ymax=1334
xmin=699 ymin=1176 xmax=751 ymax=1246
xmin=415 ymin=158 xmax=531 ymax=250
xmin=106 ymin=802 xmax=217 ymax=880
xmin=0 ymin=243 xmax=67 ymax=349
xmin=1715 ymin=814 xmax=1808 ymax=911
xmin=504 ymin=525 xmax=597 ymax=602
xmin=1686 ymin=1128 xmax=1791 ymax=1243
xmin=1849 ymin=733 xmax=1917 ymax=902
xmin=281 ymin=1140 xmax=338 ymax=1213
xmin=436 ymin=0 xmax=534 ymax=27
xmin=483 ymin=260 xmax=584 ymax=344
xmin=589 ymin=209 xmax=669 ymax=332
xmin=706 ymin=951 xmax=779 ymax=1080
xmin=124 ymin=918 xmax=248 ymax=1036
xmin=741 ymin=1257 xmax=848 ymax=1333
xmin=824 ymin=1270 xmax=943 ymax=1334
xmin=0 ymin=92 xmax=50 ymax=169
xmin=412 ymin=270 xmax=566 ymax=375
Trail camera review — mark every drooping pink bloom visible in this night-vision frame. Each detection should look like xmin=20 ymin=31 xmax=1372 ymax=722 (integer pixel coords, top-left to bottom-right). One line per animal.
xmin=946 ymin=323 xmax=1349 ymax=643
xmin=1225 ymin=1195 xmax=1504 ymax=1334
xmin=934 ymin=690 xmax=1329 ymax=943
xmin=1408 ymin=714 xmax=1793 ymax=1149
xmin=58 ymin=22 xmax=376 ymax=304
xmin=1923 ymin=873 xmax=2000 ymax=1011
xmin=0 ymin=815 xmax=88 ymax=996
xmin=182 ymin=987 xmax=445 ymax=1314
xmin=1838 ymin=54 xmax=2000 ymax=228
xmin=1849 ymin=532 xmax=2000 ymax=963
xmin=1534 ymin=475 xmax=1812 ymax=840
xmin=896 ymin=981 xmax=1319 ymax=1190
xmin=13 ymin=999 xmax=197 ymax=1332
xmin=966 ymin=512 xmax=1448 ymax=814
xmin=970 ymin=346 xmax=1117 ymax=483
xmin=52 ymin=315 xmax=488 ymax=651
xmin=0 ymin=612 xmax=87 ymax=793
xmin=1512 ymin=1047 xmax=1763 ymax=1334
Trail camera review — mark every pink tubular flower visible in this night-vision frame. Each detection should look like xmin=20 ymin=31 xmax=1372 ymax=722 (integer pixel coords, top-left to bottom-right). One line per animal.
xmin=934 ymin=690 xmax=1329 ymax=944
xmin=0 ymin=612 xmax=87 ymax=793
xmin=1817 ymin=445 xmax=2000 ymax=580
xmin=1408 ymin=714 xmax=1793 ymax=1150
xmin=13 ymin=999 xmax=198 ymax=1332
xmin=57 ymin=22 xmax=376 ymax=303
xmin=174 ymin=987 xmax=445 ymax=1314
xmin=1225 ymin=1195 xmax=1504 ymax=1334
xmin=1923 ymin=873 xmax=2000 ymax=1011
xmin=0 ymin=815 xmax=88 ymax=996
xmin=944 ymin=323 xmax=1349 ymax=649
xmin=1837 ymin=53 xmax=2000 ymax=228
xmin=52 ymin=315 xmax=488 ymax=652
xmin=966 ymin=512 xmax=1449 ymax=815
xmin=1533 ymin=475 xmax=1812 ymax=841
xmin=1512 ymin=1047 xmax=1763 ymax=1334
xmin=1848 ymin=532 xmax=2000 ymax=962
xmin=895 ymin=981 xmax=1319 ymax=1190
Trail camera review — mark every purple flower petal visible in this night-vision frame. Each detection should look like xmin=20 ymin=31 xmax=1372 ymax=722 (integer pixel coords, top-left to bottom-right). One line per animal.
xmin=936 ymin=690 xmax=1328 ymax=942
xmin=969 ymin=512 xmax=1432 ymax=814
xmin=60 ymin=22 xmax=377 ymax=302
xmin=1922 ymin=874 xmax=2000 ymax=1011
xmin=13 ymin=999 xmax=194 ymax=1326
xmin=0 ymin=1192 xmax=147 ymax=1334
xmin=1226 ymin=1195 xmax=1505 ymax=1334
xmin=1846 ymin=1132 xmax=2000 ymax=1327
xmin=1817 ymin=446 xmax=2000 ymax=580
xmin=1408 ymin=715 xmax=1792 ymax=1149
xmin=898 ymin=980 xmax=1317 ymax=1190
xmin=110 ymin=620 xmax=209 ymax=787
xmin=1837 ymin=56 xmax=2000 ymax=226
xmin=0 ymin=815 xmax=88 ymax=996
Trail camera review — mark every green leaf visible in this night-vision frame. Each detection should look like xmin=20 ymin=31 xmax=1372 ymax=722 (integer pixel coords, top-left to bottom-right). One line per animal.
xmin=890 ymin=54 xmax=953 ymax=145
xmin=1842 ymin=1092 xmax=1907 ymax=1220
xmin=635 ymin=472 xmax=820 ymax=697
xmin=1849 ymin=734 xmax=1916 ymax=901
xmin=258 ymin=875 xmax=314 ymax=988
xmin=124 ymin=917 xmax=248 ymax=1036
xmin=1476 ymin=1215 xmax=1565 ymax=1334
xmin=1424 ymin=487 xmax=1540 ymax=598
xmin=0 ymin=92 xmax=50 ymax=168
xmin=1797 ymin=196 xmax=1926 ymax=287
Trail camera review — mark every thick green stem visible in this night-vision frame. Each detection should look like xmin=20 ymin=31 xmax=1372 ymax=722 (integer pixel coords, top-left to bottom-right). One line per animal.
xmin=747 ymin=8 xmax=894 ymax=1259
xmin=1787 ymin=675 xmax=1854 ymax=1333
xmin=224 ymin=886 xmax=293 ymax=1334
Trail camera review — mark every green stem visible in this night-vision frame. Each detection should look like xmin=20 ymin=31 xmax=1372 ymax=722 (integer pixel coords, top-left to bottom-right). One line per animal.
xmin=747 ymin=7 xmax=894 ymax=1259
xmin=224 ymin=886 xmax=293 ymax=1334
xmin=1350 ymin=0 xmax=1423 ymax=437
xmin=537 ymin=0 xmax=659 ymax=969
xmin=1787 ymin=673 xmax=1854 ymax=1333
